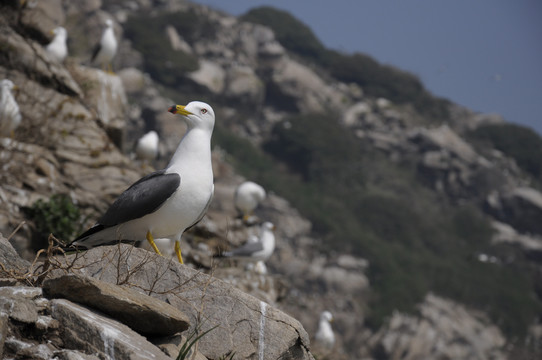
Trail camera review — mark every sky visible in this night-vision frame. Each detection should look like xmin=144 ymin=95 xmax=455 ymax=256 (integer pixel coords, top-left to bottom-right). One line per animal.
xmin=191 ymin=0 xmax=542 ymax=135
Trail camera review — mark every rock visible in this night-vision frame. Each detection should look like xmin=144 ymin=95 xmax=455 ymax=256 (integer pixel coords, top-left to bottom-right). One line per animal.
xmin=53 ymin=349 xmax=101 ymax=360
xmin=0 ymin=311 xmax=8 ymax=357
xmin=50 ymin=299 xmax=171 ymax=360
xmin=16 ymin=343 xmax=55 ymax=360
xmin=410 ymin=125 xmax=481 ymax=164
xmin=491 ymin=220 xmax=542 ymax=255
xmin=20 ymin=0 xmax=65 ymax=36
xmin=187 ymin=59 xmax=225 ymax=94
xmin=487 ymin=188 xmax=542 ymax=236
xmin=165 ymin=25 xmax=193 ymax=53
xmin=117 ymin=67 xmax=146 ymax=93
xmin=0 ymin=287 xmax=39 ymax=324
xmin=50 ymin=245 xmax=313 ymax=360
xmin=368 ymin=293 xmax=506 ymax=360
xmin=269 ymin=57 xmax=345 ymax=113
xmin=43 ymin=273 xmax=190 ymax=336
xmin=69 ymin=66 xmax=127 ymax=147
xmin=224 ymin=65 xmax=264 ymax=106
xmin=153 ymin=333 xmax=208 ymax=360
xmin=0 ymin=25 xmax=81 ymax=97
xmin=0 ymin=234 xmax=30 ymax=273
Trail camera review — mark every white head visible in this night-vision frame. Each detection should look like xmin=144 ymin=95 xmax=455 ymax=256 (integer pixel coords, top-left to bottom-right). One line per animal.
xmin=143 ymin=130 xmax=158 ymax=142
xmin=262 ymin=222 xmax=275 ymax=232
xmin=321 ymin=311 xmax=333 ymax=323
xmin=105 ymin=19 xmax=114 ymax=28
xmin=168 ymin=101 xmax=215 ymax=132
xmin=53 ymin=26 xmax=67 ymax=39
xmin=1 ymin=79 xmax=15 ymax=91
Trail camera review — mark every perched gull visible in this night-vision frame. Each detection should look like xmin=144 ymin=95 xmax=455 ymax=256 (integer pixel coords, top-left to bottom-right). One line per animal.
xmin=45 ymin=26 xmax=68 ymax=63
xmin=135 ymin=130 xmax=159 ymax=162
xmin=234 ymin=181 xmax=266 ymax=222
xmin=71 ymin=101 xmax=215 ymax=264
xmin=314 ymin=311 xmax=335 ymax=350
xmin=0 ymin=79 xmax=21 ymax=138
xmin=217 ymin=222 xmax=275 ymax=263
xmin=91 ymin=19 xmax=117 ymax=72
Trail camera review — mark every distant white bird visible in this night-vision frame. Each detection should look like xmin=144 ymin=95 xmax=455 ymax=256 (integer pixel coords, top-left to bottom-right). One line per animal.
xmin=252 ymin=260 xmax=267 ymax=275
xmin=135 ymin=130 xmax=159 ymax=162
xmin=91 ymin=19 xmax=117 ymax=72
xmin=218 ymin=222 xmax=275 ymax=262
xmin=45 ymin=26 xmax=68 ymax=63
xmin=0 ymin=79 xmax=21 ymax=138
xmin=314 ymin=311 xmax=335 ymax=350
xmin=234 ymin=181 xmax=266 ymax=222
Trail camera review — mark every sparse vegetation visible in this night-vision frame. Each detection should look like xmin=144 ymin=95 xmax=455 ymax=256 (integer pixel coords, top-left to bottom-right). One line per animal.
xmin=215 ymin=113 xmax=542 ymax=337
xmin=25 ymin=194 xmax=82 ymax=247
xmin=241 ymin=6 xmax=451 ymax=122
xmin=468 ymin=123 xmax=542 ymax=182
xmin=124 ymin=11 xmax=201 ymax=86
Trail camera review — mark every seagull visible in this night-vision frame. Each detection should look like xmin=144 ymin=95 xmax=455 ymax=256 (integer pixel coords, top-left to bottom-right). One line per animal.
xmin=135 ymin=130 xmax=159 ymax=163
xmin=71 ymin=101 xmax=215 ymax=264
xmin=91 ymin=19 xmax=117 ymax=73
xmin=217 ymin=222 xmax=275 ymax=263
xmin=0 ymin=79 xmax=21 ymax=138
xmin=314 ymin=311 xmax=335 ymax=350
xmin=45 ymin=26 xmax=68 ymax=63
xmin=234 ymin=181 xmax=266 ymax=223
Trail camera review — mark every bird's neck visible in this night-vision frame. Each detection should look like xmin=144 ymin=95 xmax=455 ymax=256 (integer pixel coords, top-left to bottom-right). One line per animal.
xmin=167 ymin=128 xmax=212 ymax=172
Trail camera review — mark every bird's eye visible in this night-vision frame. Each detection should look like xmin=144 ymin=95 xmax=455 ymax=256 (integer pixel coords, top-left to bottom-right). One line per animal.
xmin=201 ymin=108 xmax=207 ymax=114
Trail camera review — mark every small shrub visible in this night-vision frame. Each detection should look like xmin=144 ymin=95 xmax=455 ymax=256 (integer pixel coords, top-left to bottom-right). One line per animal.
xmin=468 ymin=123 xmax=542 ymax=181
xmin=25 ymin=194 xmax=81 ymax=247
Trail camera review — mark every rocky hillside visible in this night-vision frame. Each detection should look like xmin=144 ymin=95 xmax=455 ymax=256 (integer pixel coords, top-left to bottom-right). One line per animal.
xmin=1 ymin=0 xmax=542 ymax=359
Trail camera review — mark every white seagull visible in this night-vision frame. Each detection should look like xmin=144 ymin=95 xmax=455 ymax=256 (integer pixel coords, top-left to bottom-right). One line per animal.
xmin=91 ymin=19 xmax=118 ymax=72
xmin=234 ymin=181 xmax=266 ymax=222
xmin=71 ymin=101 xmax=215 ymax=264
xmin=0 ymin=79 xmax=21 ymax=138
xmin=314 ymin=311 xmax=335 ymax=350
xmin=218 ymin=222 xmax=275 ymax=263
xmin=45 ymin=26 xmax=68 ymax=63
xmin=135 ymin=130 xmax=159 ymax=162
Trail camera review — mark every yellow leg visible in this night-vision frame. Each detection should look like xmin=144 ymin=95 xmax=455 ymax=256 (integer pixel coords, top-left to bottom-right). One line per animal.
xmin=146 ymin=230 xmax=162 ymax=256
xmin=174 ymin=240 xmax=183 ymax=264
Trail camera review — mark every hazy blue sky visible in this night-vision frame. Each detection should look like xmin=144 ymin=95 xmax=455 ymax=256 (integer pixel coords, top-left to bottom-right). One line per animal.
xmin=191 ymin=0 xmax=542 ymax=135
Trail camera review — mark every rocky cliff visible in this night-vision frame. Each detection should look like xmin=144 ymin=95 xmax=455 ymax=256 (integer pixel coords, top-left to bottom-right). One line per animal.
xmin=1 ymin=0 xmax=542 ymax=359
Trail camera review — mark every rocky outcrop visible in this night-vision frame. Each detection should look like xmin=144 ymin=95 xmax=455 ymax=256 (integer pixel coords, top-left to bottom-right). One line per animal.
xmin=48 ymin=245 xmax=313 ymax=360
xmin=1 ymin=0 xmax=541 ymax=359
xmin=368 ymin=294 xmax=507 ymax=360
xmin=43 ymin=274 xmax=190 ymax=336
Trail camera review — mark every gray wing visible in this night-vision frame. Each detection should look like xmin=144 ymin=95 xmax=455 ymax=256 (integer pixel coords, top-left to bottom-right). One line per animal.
xmin=99 ymin=170 xmax=180 ymax=226
xmin=224 ymin=241 xmax=264 ymax=258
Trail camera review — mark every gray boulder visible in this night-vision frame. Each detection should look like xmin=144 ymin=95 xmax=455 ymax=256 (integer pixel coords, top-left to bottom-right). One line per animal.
xmin=50 ymin=299 xmax=172 ymax=360
xmin=43 ymin=273 xmax=190 ymax=336
xmin=50 ymin=245 xmax=314 ymax=360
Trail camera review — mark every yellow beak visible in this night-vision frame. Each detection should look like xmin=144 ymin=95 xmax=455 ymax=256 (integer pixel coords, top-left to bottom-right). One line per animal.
xmin=168 ymin=105 xmax=193 ymax=116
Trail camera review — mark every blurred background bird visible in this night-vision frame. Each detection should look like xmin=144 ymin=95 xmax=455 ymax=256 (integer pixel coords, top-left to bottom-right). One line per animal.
xmin=217 ymin=221 xmax=275 ymax=266
xmin=234 ymin=181 xmax=266 ymax=224
xmin=135 ymin=130 xmax=159 ymax=164
xmin=45 ymin=26 xmax=68 ymax=63
xmin=314 ymin=310 xmax=335 ymax=350
xmin=91 ymin=19 xmax=117 ymax=73
xmin=0 ymin=79 xmax=21 ymax=138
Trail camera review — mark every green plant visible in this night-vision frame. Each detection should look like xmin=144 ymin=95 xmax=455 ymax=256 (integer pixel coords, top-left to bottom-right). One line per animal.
xmin=468 ymin=123 xmax=542 ymax=181
xmin=25 ymin=194 xmax=82 ymax=247
xmin=176 ymin=324 xmax=218 ymax=360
